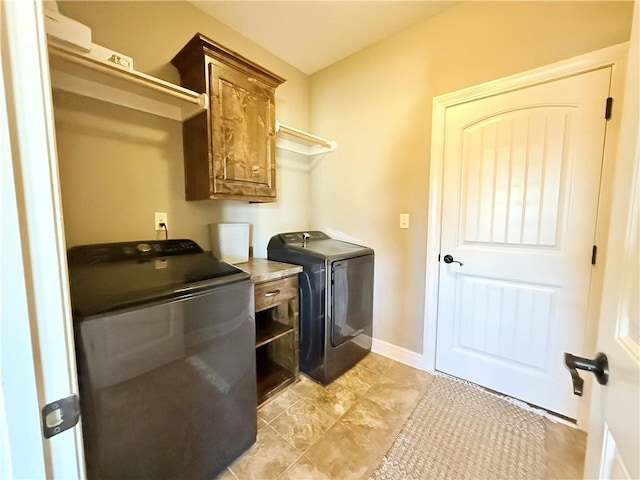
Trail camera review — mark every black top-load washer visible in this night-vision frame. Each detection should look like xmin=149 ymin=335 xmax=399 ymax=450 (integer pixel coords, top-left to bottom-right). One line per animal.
xmin=67 ymin=239 xmax=256 ymax=480
xmin=268 ymin=231 xmax=374 ymax=385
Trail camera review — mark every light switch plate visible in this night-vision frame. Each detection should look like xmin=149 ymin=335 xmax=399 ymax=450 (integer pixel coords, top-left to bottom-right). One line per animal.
xmin=400 ymin=213 xmax=410 ymax=229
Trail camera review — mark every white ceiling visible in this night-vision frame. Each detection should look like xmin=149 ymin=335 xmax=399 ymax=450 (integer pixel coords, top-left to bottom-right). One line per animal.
xmin=191 ymin=1 xmax=456 ymax=75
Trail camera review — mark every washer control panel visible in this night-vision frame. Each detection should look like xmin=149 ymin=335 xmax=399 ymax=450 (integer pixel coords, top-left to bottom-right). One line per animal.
xmin=68 ymin=239 xmax=204 ymax=266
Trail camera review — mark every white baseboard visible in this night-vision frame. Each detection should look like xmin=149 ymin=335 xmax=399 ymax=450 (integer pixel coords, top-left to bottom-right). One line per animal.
xmin=371 ymin=338 xmax=424 ymax=370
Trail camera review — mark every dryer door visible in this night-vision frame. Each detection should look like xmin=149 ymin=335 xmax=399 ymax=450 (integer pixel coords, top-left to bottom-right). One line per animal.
xmin=330 ymin=255 xmax=374 ymax=347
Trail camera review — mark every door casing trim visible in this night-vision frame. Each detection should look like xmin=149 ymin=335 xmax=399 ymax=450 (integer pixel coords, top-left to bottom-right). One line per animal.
xmin=422 ymin=42 xmax=629 ymax=429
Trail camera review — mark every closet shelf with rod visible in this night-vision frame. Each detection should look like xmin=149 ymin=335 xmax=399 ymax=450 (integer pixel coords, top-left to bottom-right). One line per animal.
xmin=48 ymin=44 xmax=208 ymax=121
xmin=275 ymin=121 xmax=337 ymax=156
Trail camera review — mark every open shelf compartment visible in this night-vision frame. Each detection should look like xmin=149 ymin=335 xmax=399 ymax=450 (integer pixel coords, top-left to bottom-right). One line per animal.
xmin=256 ymin=350 xmax=296 ymax=405
xmin=256 ymin=319 xmax=294 ymax=348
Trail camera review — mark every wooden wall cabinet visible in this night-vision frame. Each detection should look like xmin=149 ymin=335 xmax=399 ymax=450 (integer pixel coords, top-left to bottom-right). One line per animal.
xmin=171 ymin=34 xmax=285 ymax=202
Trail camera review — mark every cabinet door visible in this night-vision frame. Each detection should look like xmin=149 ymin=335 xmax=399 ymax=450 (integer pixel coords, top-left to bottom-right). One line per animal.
xmin=208 ymin=59 xmax=277 ymax=200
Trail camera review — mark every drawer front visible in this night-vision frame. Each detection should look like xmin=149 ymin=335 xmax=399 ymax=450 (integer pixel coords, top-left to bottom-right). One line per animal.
xmin=255 ymin=276 xmax=297 ymax=312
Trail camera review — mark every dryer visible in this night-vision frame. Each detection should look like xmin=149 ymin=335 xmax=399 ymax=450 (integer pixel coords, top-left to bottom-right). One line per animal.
xmin=268 ymin=231 xmax=374 ymax=385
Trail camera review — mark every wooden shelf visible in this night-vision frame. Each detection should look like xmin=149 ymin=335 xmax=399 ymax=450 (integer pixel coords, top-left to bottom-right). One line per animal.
xmin=256 ymin=356 xmax=295 ymax=405
xmin=256 ymin=319 xmax=294 ymax=348
xmin=48 ymin=44 xmax=208 ymax=121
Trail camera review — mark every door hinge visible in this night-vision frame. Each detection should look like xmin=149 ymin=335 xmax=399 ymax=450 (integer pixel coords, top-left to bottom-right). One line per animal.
xmin=591 ymin=245 xmax=598 ymax=265
xmin=605 ymin=97 xmax=613 ymax=120
xmin=41 ymin=394 xmax=80 ymax=439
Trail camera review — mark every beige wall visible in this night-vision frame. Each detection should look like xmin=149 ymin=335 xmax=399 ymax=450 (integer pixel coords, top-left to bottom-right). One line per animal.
xmin=55 ymin=1 xmax=311 ymax=255
xmin=54 ymin=1 xmax=633 ymax=356
xmin=309 ymin=1 xmax=633 ymax=353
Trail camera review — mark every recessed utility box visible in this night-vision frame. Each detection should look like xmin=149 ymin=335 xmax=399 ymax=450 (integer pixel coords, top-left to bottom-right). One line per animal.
xmin=209 ymin=223 xmax=250 ymax=264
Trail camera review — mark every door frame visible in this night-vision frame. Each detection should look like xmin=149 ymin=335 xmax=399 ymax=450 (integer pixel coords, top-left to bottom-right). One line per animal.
xmin=1 ymin=1 xmax=84 ymax=477
xmin=422 ymin=42 xmax=628 ymax=428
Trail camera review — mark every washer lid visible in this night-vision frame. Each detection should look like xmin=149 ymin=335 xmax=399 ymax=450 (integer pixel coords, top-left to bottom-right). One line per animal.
xmin=68 ymin=240 xmax=249 ymax=318
xmin=293 ymin=239 xmax=372 ymax=258
xmin=268 ymin=231 xmax=373 ymax=260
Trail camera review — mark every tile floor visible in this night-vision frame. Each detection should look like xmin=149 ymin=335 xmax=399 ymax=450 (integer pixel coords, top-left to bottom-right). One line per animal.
xmin=217 ymin=353 xmax=587 ymax=480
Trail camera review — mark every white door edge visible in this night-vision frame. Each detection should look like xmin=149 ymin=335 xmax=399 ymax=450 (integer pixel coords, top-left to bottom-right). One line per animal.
xmin=585 ymin=3 xmax=639 ymax=474
xmin=422 ymin=42 xmax=629 ymax=428
xmin=1 ymin=1 xmax=84 ymax=477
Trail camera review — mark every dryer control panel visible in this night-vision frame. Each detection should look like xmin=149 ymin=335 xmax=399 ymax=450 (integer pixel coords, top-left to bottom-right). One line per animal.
xmin=277 ymin=231 xmax=330 ymax=244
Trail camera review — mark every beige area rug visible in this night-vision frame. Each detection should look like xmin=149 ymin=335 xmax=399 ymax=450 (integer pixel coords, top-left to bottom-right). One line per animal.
xmin=370 ymin=375 xmax=546 ymax=480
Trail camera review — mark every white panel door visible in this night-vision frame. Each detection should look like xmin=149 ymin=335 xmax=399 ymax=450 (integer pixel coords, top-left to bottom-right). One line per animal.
xmin=436 ymin=67 xmax=611 ymax=418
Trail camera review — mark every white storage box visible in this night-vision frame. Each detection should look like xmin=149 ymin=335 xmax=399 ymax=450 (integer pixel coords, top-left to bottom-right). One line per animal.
xmin=209 ymin=223 xmax=250 ymax=264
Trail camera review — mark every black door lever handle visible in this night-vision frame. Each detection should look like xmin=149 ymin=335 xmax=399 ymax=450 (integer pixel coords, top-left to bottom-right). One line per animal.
xmin=564 ymin=352 xmax=609 ymax=396
xmin=443 ymin=254 xmax=463 ymax=266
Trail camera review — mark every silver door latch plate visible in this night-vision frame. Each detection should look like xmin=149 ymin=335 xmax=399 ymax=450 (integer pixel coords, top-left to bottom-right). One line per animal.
xmin=41 ymin=394 xmax=80 ymax=438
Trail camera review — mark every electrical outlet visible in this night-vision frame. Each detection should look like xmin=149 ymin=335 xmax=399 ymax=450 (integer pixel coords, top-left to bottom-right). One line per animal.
xmin=154 ymin=212 xmax=168 ymax=231
xmin=399 ymin=213 xmax=410 ymax=229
